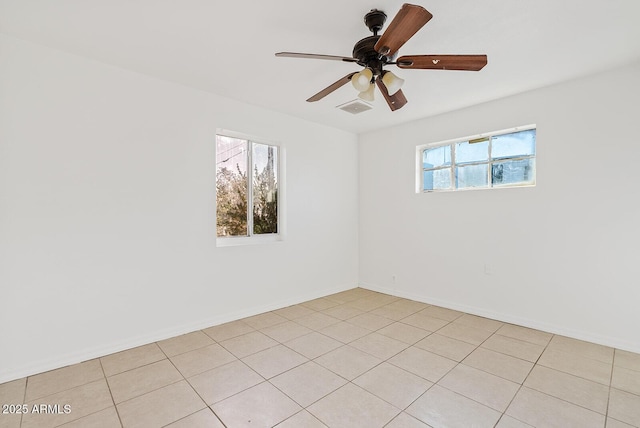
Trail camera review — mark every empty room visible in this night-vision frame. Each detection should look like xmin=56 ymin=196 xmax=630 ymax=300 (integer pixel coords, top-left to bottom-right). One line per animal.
xmin=1 ymin=1 xmax=640 ymax=427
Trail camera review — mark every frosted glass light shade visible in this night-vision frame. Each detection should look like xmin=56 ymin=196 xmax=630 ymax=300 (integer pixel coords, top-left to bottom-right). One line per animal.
xmin=382 ymin=71 xmax=405 ymax=95
xmin=358 ymin=83 xmax=375 ymax=101
xmin=352 ymin=68 xmax=373 ymax=92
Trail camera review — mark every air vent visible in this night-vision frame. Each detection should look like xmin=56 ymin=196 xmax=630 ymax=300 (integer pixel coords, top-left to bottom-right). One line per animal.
xmin=336 ymin=99 xmax=373 ymax=115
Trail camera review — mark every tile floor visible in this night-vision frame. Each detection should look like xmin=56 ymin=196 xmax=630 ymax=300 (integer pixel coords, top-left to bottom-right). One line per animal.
xmin=1 ymin=288 xmax=640 ymax=428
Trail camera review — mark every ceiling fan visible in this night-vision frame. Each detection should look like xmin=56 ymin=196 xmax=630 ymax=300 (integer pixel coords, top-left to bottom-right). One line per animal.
xmin=275 ymin=3 xmax=487 ymax=111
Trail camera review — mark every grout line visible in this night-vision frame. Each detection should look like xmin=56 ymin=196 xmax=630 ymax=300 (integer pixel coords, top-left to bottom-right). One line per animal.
xmin=98 ymin=358 xmax=124 ymax=428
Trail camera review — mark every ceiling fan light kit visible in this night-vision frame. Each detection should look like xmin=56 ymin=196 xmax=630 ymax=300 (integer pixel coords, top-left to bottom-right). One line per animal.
xmin=275 ymin=3 xmax=488 ymax=112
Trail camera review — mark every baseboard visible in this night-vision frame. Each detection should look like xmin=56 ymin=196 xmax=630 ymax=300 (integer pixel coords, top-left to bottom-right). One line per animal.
xmin=360 ymin=282 xmax=640 ymax=354
xmin=0 ymin=283 xmax=356 ymax=384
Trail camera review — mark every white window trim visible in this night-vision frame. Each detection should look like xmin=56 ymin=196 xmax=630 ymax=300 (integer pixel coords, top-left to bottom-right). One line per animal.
xmin=215 ymin=129 xmax=286 ymax=247
xmin=415 ymin=124 xmax=536 ymax=193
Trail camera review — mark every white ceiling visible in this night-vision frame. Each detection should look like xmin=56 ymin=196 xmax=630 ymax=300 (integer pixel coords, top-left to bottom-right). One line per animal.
xmin=1 ymin=0 xmax=640 ymax=134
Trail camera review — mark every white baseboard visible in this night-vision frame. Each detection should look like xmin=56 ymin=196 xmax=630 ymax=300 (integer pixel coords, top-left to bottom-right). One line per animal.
xmin=360 ymin=282 xmax=640 ymax=354
xmin=0 ymin=283 xmax=356 ymax=384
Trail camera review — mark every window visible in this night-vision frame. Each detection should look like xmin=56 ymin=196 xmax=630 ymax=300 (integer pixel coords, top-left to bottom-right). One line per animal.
xmin=418 ymin=126 xmax=536 ymax=192
xmin=216 ymin=133 xmax=279 ymax=239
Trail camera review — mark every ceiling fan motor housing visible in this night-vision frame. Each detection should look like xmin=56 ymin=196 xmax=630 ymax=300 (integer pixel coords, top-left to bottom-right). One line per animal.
xmin=352 ymin=36 xmax=395 ymax=74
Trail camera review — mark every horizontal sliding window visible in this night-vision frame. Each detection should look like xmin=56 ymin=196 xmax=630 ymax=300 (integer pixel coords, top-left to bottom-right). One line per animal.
xmin=216 ymin=133 xmax=279 ymax=240
xmin=418 ymin=126 xmax=536 ymax=192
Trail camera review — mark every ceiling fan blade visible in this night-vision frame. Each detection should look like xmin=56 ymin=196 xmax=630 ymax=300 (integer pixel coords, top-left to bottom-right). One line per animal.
xmin=397 ymin=55 xmax=488 ymax=71
xmin=307 ymin=72 xmax=358 ymax=102
xmin=276 ymin=52 xmax=359 ymax=63
xmin=375 ymin=78 xmax=408 ymax=111
xmin=374 ymin=4 xmax=433 ymax=57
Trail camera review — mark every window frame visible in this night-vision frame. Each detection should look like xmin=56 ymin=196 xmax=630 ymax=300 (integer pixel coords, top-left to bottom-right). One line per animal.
xmin=215 ymin=130 xmax=283 ymax=246
xmin=416 ymin=125 xmax=536 ymax=193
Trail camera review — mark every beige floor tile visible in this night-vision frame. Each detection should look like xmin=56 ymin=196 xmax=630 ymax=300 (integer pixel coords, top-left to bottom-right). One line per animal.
xmin=415 ymin=333 xmax=477 ymax=362
xmin=377 ymin=322 xmax=430 ymax=345
xmin=273 ymin=304 xmax=316 ymax=320
xmin=25 ymin=359 xmax=104 ymax=402
xmin=370 ymin=305 xmax=419 ymax=321
xmin=538 ymin=347 xmax=612 ymax=385
xmin=22 ymin=379 xmax=113 ymax=428
xmin=524 ymin=365 xmax=609 ymax=414
xmin=385 ymin=412 xmax=430 ymax=428
xmin=495 ymin=415 xmax=534 ymax=427
xmin=547 ymin=335 xmax=614 ymax=364
xmin=294 ymin=312 xmax=341 ymax=330
xmin=385 ymin=299 xmax=428 ymax=312
xmin=219 ymin=331 xmax=278 ymax=358
xmin=169 ymin=343 xmax=236 ymax=378
xmin=482 ymin=334 xmax=545 ymax=362
xmin=350 ymin=333 xmax=408 ymax=360
xmin=615 ymin=349 xmax=640 ymax=372
xmin=100 ymin=343 xmax=165 ymax=377
xmin=202 ymin=320 xmax=254 ymax=342
xmin=58 ymin=407 xmax=121 ymax=428
xmin=325 ymin=288 xmax=371 ymax=303
xmin=284 ymin=332 xmax=342 ymax=359
xmin=165 ymin=408 xmax=224 ymax=428
xmin=453 ymin=314 xmax=504 ymax=332
xmin=275 ymin=410 xmax=327 ymax=427
xmin=0 ymin=378 xmax=25 ymax=428
xmin=353 ymin=362 xmax=432 ymax=409
xmin=241 ymin=345 xmax=307 ymax=379
xmin=301 ymin=298 xmax=341 ymax=311
xmin=157 ymin=331 xmax=214 ymax=357
xmin=320 ymin=321 xmax=370 ymax=344
xmin=608 ymin=388 xmax=640 ymax=427
xmin=438 ymin=364 xmax=519 ymax=412
xmin=401 ymin=313 xmax=450 ymax=332
xmin=187 ymin=360 xmax=263 ymax=405
xmin=270 ymin=361 xmax=347 ymax=407
xmin=406 ymin=384 xmax=501 ymax=428
xmin=261 ymin=321 xmax=313 ymax=343
xmin=606 ymin=417 xmax=637 ymax=428
xmin=612 ymin=366 xmax=640 ymax=396
xmin=0 ymin=378 xmax=26 ymax=404
xmin=0 ymin=409 xmax=22 ymax=428
xmin=212 ymin=382 xmax=301 ymax=428
xmin=495 ymin=324 xmax=552 ymax=346
xmin=314 ymin=345 xmax=382 ymax=380
xmin=436 ymin=323 xmax=493 ymax=346
xmin=463 ymin=347 xmax=534 ymax=384
xmin=107 ymin=359 xmax=182 ymax=404
xmin=242 ymin=311 xmax=288 ymax=330
xmin=506 ymin=387 xmax=605 ymax=428
xmin=117 ymin=380 xmax=205 ymax=428
xmin=321 ymin=304 xmax=365 ymax=320
xmin=388 ymin=347 xmax=457 ymax=383
xmin=418 ymin=305 xmax=464 ymax=322
xmin=347 ymin=313 xmax=395 ymax=331
xmin=346 ymin=297 xmax=390 ymax=312
xmin=307 ymin=383 xmax=400 ymax=428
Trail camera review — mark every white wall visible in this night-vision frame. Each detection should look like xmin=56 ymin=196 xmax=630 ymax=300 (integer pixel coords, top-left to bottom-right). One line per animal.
xmin=359 ymin=60 xmax=640 ymax=353
xmin=0 ymin=34 xmax=359 ymax=383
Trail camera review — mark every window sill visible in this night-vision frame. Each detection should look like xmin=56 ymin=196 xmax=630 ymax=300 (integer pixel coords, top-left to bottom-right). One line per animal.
xmin=216 ymin=234 xmax=283 ymax=247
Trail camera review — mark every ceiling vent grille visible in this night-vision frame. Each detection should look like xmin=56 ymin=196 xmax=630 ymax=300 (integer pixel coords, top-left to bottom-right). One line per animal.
xmin=336 ymin=99 xmax=373 ymax=114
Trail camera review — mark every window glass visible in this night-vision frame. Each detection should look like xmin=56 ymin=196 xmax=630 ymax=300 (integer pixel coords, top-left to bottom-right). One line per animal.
xmin=423 ymin=145 xmax=451 ymax=168
xmin=492 ymin=129 xmax=536 ymax=159
xmin=456 ymin=140 xmax=489 ymax=164
xmin=216 ymin=135 xmax=279 ymax=238
xmin=419 ymin=126 xmax=536 ymax=192
xmin=423 ymin=169 xmax=451 ymax=191
xmin=216 ymin=136 xmax=248 ymax=237
xmin=492 ymin=158 xmax=535 ymax=186
xmin=252 ymin=143 xmax=278 ymax=234
xmin=456 ymin=164 xmax=488 ymax=189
